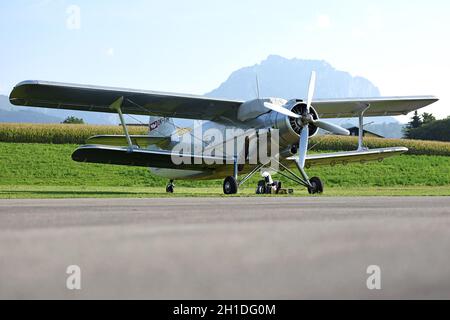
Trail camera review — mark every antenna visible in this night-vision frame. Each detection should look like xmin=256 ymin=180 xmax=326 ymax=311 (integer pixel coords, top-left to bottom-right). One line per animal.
xmin=255 ymin=74 xmax=261 ymax=100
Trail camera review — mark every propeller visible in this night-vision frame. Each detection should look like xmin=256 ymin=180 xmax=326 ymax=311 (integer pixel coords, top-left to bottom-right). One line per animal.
xmin=298 ymin=72 xmax=316 ymax=169
xmin=263 ymin=102 xmax=301 ymax=119
xmin=258 ymin=71 xmax=350 ymax=169
xmin=297 ymin=72 xmax=350 ymax=168
xmin=309 ymin=119 xmax=351 ymax=136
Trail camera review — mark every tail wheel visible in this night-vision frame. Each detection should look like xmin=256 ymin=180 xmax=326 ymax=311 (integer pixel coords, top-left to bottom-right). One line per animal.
xmin=223 ymin=176 xmax=238 ymax=195
xmin=308 ymin=177 xmax=324 ymax=194
xmin=166 ymin=180 xmax=175 ymax=193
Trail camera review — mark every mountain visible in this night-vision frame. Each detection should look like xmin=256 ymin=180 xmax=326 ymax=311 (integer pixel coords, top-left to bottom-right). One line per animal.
xmin=0 ymin=94 xmax=118 ymax=125
xmin=205 ymin=55 xmax=404 ymax=137
xmin=2 ymin=55 xmax=402 ymax=133
xmin=206 ymin=55 xmax=381 ymax=101
xmin=0 ymin=95 xmax=63 ymax=124
xmin=23 ymin=108 xmax=119 ymax=125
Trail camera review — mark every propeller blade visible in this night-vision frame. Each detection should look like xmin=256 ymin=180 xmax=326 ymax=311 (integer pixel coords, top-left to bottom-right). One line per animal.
xmin=310 ymin=120 xmax=350 ymax=136
xmin=298 ymin=124 xmax=309 ymax=169
xmin=263 ymin=102 xmax=300 ymax=119
xmin=297 ymin=71 xmax=316 ymax=169
xmin=306 ymin=71 xmax=316 ymax=112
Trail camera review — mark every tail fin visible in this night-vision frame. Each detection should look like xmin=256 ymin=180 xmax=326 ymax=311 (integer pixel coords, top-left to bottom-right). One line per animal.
xmin=149 ymin=117 xmax=175 ymax=137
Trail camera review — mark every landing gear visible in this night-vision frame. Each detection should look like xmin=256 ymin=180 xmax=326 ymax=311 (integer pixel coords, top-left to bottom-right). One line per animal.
xmin=223 ymin=176 xmax=238 ymax=195
xmin=256 ymin=172 xmax=282 ymax=194
xmin=256 ymin=180 xmax=282 ymax=194
xmin=166 ymin=180 xmax=175 ymax=193
xmin=259 ymin=158 xmax=325 ymax=196
xmin=223 ymin=155 xmax=240 ymax=195
xmin=308 ymin=177 xmax=324 ymax=194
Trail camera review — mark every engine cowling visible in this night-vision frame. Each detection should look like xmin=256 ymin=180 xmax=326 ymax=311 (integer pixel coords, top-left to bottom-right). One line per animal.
xmin=271 ymin=100 xmax=319 ymax=148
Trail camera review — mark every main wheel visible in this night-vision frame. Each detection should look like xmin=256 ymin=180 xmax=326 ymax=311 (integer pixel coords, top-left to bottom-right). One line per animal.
xmin=223 ymin=176 xmax=238 ymax=195
xmin=308 ymin=177 xmax=324 ymax=194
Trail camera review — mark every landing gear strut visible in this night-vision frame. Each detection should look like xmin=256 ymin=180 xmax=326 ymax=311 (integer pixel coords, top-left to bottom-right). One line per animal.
xmin=255 ymin=158 xmax=325 ymax=196
xmin=166 ymin=180 xmax=175 ymax=193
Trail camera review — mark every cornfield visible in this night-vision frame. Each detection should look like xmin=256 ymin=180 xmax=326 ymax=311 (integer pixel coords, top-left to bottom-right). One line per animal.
xmin=0 ymin=123 xmax=449 ymax=156
xmin=310 ymin=135 xmax=450 ymax=156
xmin=0 ymin=123 xmax=147 ymax=144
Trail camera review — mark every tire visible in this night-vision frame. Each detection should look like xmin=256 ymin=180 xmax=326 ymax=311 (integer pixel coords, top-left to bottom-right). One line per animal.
xmin=166 ymin=184 xmax=174 ymax=193
xmin=308 ymin=177 xmax=324 ymax=195
xmin=256 ymin=180 xmax=266 ymax=194
xmin=275 ymin=181 xmax=282 ymax=194
xmin=223 ymin=176 xmax=238 ymax=195
xmin=256 ymin=185 xmax=265 ymax=195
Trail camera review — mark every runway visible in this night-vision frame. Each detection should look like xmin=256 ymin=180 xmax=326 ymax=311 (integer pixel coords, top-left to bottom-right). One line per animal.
xmin=1 ymin=197 xmax=450 ymax=299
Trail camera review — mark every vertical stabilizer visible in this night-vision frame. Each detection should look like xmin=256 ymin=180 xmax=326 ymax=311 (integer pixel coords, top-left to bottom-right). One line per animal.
xmin=149 ymin=117 xmax=176 ymax=137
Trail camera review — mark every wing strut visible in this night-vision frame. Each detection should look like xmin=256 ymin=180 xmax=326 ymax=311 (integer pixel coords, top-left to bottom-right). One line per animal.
xmin=109 ymin=97 xmax=134 ymax=152
xmin=358 ymin=105 xmax=371 ymax=151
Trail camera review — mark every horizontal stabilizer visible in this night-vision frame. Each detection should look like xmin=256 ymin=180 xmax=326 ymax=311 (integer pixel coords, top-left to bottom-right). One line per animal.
xmin=86 ymin=135 xmax=171 ymax=149
xmin=287 ymin=147 xmax=408 ymax=168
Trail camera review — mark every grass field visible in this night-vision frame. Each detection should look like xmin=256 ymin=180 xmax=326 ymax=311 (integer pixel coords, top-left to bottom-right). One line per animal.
xmin=1 ymin=185 xmax=449 ymax=199
xmin=0 ymin=142 xmax=449 ymax=198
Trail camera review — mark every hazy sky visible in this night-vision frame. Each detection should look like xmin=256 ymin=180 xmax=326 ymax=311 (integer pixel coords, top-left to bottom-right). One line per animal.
xmin=1 ymin=0 xmax=449 ymax=119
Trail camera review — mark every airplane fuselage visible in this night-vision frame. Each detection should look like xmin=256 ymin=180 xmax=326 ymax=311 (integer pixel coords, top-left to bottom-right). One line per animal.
xmin=148 ymin=102 xmax=305 ymax=180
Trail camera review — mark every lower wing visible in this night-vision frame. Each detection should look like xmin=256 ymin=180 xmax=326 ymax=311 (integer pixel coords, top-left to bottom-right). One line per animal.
xmin=72 ymin=145 xmax=231 ymax=171
xmin=286 ymin=147 xmax=408 ymax=168
xmin=73 ymin=144 xmax=407 ymax=172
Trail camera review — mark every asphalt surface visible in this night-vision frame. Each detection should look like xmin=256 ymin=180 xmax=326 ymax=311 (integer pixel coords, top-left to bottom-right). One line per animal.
xmin=1 ymin=197 xmax=450 ymax=300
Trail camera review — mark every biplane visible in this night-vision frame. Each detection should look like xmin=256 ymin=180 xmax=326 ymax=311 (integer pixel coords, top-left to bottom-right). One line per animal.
xmin=9 ymin=72 xmax=438 ymax=194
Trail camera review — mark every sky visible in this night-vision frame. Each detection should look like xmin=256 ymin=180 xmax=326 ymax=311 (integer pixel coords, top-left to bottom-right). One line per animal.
xmin=1 ymin=0 xmax=449 ymax=120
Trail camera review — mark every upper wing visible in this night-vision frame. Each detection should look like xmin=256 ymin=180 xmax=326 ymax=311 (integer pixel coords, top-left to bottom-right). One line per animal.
xmin=9 ymin=80 xmax=243 ymax=122
xmin=10 ymin=80 xmax=438 ymax=122
xmin=312 ymin=96 xmax=439 ymax=118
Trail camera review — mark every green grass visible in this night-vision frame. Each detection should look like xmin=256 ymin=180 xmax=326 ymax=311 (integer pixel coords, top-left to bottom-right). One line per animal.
xmin=0 ymin=185 xmax=449 ymax=199
xmin=0 ymin=142 xmax=449 ymax=198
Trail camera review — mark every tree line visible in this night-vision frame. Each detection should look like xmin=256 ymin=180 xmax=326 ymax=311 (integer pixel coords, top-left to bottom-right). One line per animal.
xmin=404 ymin=111 xmax=450 ymax=142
